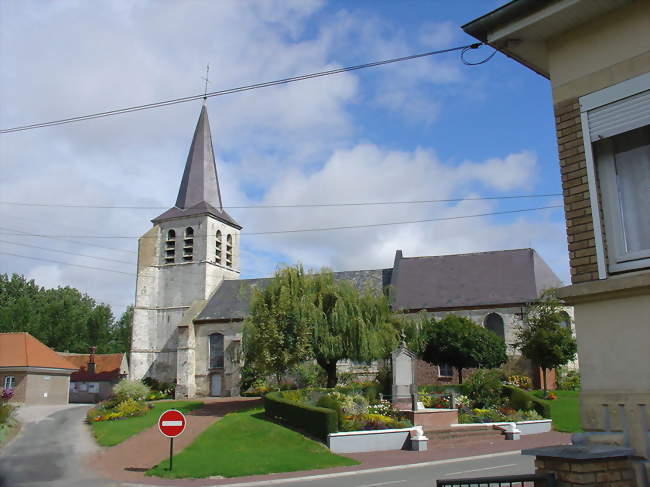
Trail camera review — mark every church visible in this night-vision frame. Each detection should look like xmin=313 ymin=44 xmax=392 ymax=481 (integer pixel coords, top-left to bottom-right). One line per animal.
xmin=130 ymin=104 xmax=565 ymax=398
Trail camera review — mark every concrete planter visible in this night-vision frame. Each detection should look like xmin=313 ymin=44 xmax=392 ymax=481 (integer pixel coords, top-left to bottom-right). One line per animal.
xmin=452 ymin=419 xmax=552 ymax=440
xmin=327 ymin=427 xmax=414 ymax=453
xmin=404 ymin=408 xmax=458 ymax=430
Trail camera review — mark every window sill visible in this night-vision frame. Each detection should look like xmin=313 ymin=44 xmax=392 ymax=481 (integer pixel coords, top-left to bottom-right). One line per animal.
xmin=556 ymin=270 xmax=650 ymax=304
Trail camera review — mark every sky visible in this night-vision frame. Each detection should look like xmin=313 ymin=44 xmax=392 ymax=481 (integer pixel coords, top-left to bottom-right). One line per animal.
xmin=0 ymin=0 xmax=568 ymax=318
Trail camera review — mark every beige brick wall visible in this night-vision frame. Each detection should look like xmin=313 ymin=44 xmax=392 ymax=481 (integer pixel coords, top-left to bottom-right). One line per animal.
xmin=554 ymin=98 xmax=600 ymax=284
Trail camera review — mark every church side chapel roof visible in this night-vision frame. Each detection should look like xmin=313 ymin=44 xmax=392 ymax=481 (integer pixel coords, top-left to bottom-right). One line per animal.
xmin=196 ymin=269 xmax=393 ymax=322
xmin=153 ymin=104 xmax=241 ymax=229
xmin=390 ymin=248 xmax=563 ymax=311
xmin=195 ymin=248 xmax=562 ymax=323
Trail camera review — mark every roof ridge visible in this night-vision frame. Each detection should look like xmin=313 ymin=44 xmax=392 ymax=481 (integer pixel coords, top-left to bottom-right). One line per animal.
xmin=401 ymin=248 xmax=532 ymax=260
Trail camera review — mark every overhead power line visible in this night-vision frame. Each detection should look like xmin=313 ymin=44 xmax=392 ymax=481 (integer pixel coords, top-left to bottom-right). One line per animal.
xmin=0 ymin=239 xmax=133 ymax=266
xmin=0 ymin=193 xmax=561 ymax=210
xmin=0 ymin=205 xmax=562 ymax=239
xmin=0 ymin=251 xmax=135 ymax=276
xmin=0 ymin=43 xmax=486 ymax=134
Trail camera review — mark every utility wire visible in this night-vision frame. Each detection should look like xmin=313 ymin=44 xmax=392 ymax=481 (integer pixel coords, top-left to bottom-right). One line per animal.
xmin=0 ymin=239 xmax=133 ymax=265
xmin=0 ymin=192 xmax=561 ymax=210
xmin=0 ymin=251 xmax=135 ymax=276
xmin=0 ymin=43 xmax=485 ymax=134
xmin=0 ymin=205 xmax=562 ymax=238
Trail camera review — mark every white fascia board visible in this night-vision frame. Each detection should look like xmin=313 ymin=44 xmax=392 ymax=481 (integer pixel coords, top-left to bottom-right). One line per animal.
xmin=580 ymin=72 xmax=650 ymax=112
xmin=0 ymin=366 xmax=76 ymax=374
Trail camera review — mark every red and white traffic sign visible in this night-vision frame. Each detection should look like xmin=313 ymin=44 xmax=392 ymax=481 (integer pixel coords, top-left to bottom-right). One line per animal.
xmin=158 ymin=409 xmax=186 ymax=438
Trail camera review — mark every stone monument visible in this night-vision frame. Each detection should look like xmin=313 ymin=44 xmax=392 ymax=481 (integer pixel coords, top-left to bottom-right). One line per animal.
xmin=391 ymin=333 xmax=416 ymax=410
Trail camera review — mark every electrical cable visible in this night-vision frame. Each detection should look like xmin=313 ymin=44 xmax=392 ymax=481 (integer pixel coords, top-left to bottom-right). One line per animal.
xmin=0 ymin=239 xmax=134 ymax=266
xmin=0 ymin=43 xmax=484 ymax=134
xmin=0 ymin=192 xmax=561 ymax=210
xmin=0 ymin=251 xmax=135 ymax=276
xmin=461 ymin=45 xmax=497 ymax=65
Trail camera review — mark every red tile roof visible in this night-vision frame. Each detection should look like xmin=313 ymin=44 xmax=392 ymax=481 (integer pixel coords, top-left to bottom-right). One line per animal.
xmin=59 ymin=352 xmax=126 ymax=382
xmin=0 ymin=332 xmax=77 ymax=370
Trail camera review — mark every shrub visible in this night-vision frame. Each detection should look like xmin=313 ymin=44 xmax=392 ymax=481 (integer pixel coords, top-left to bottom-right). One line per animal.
xmin=368 ymin=399 xmax=398 ymax=418
xmin=115 ymin=398 xmax=149 ymax=418
xmin=1 ymin=388 xmax=14 ymax=401
xmin=462 ymin=369 xmax=504 ymax=408
xmin=265 ymin=391 xmax=338 ymax=440
xmin=375 ymin=364 xmax=392 ymax=396
xmin=502 ymin=385 xmax=551 ymax=418
xmin=292 ymin=363 xmax=327 ymax=389
xmin=112 ymin=379 xmax=150 ymax=402
xmin=556 ymin=368 xmax=581 ymax=391
xmin=0 ymin=403 xmax=14 ymax=425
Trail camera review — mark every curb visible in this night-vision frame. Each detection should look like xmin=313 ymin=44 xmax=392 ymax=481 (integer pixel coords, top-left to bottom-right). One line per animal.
xmin=122 ymin=450 xmax=523 ymax=487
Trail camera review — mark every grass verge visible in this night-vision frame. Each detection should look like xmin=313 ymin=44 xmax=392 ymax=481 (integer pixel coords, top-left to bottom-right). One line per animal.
xmin=536 ymin=390 xmax=582 ymax=433
xmin=91 ymin=400 xmax=202 ymax=447
xmin=146 ymin=408 xmax=358 ymax=479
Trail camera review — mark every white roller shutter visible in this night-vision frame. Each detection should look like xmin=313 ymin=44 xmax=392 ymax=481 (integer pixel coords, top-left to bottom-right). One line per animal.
xmin=587 ymin=88 xmax=650 ymax=141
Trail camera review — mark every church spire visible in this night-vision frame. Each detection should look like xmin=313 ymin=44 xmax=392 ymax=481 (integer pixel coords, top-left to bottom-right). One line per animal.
xmin=152 ymin=104 xmax=241 ymax=228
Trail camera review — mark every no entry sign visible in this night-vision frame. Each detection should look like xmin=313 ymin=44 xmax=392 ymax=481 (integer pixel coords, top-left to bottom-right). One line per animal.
xmin=158 ymin=409 xmax=186 ymax=438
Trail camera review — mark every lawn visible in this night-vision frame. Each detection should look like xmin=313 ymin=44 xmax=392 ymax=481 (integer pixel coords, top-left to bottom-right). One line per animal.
xmin=146 ymin=408 xmax=358 ymax=479
xmin=536 ymin=390 xmax=582 ymax=433
xmin=91 ymin=400 xmax=202 ymax=447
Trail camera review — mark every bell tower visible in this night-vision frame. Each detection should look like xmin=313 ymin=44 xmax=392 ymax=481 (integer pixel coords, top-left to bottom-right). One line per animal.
xmin=130 ymin=103 xmax=241 ymax=383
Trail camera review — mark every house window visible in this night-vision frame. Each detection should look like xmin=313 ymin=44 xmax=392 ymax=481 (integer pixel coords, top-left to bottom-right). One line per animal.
xmin=209 ymin=333 xmax=224 ymax=369
xmin=3 ymin=376 xmax=16 ymax=389
xmin=88 ymin=382 xmax=99 ymax=393
xmin=215 ymin=230 xmax=222 ymax=264
xmin=438 ymin=364 xmax=454 ymax=378
xmin=484 ymin=312 xmax=505 ymax=340
xmin=226 ymin=234 xmax=233 ymax=268
xmin=183 ymin=227 xmax=194 ymax=262
xmin=165 ymin=229 xmax=176 ymax=264
xmin=580 ymin=73 xmax=650 ymax=274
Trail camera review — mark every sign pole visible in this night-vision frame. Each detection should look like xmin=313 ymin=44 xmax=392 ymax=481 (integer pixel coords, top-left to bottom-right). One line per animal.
xmin=169 ymin=437 xmax=174 ymax=471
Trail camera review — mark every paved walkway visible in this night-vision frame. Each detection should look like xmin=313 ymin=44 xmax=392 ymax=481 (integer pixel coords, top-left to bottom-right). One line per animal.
xmin=91 ymin=397 xmax=261 ymax=485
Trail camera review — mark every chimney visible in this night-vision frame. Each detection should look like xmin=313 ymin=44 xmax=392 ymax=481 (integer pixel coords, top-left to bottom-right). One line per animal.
xmin=88 ymin=346 xmax=96 ymax=375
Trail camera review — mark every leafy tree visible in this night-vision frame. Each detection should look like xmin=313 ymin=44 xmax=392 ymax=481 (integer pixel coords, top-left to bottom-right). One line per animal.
xmin=242 ymin=266 xmax=398 ymax=388
xmin=110 ymin=305 xmax=134 ymax=353
xmin=421 ymin=315 xmax=508 ymax=383
xmin=514 ymin=290 xmax=577 ymax=392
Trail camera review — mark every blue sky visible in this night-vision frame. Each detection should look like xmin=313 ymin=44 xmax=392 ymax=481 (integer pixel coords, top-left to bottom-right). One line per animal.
xmin=0 ymin=0 xmax=568 ymax=316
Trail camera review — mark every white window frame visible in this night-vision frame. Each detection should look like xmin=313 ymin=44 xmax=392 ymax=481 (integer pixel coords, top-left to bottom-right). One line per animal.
xmin=438 ymin=364 xmax=454 ymax=378
xmin=579 ymin=72 xmax=650 ymax=276
xmin=87 ymin=382 xmax=99 ymax=393
xmin=3 ymin=376 xmax=16 ymax=389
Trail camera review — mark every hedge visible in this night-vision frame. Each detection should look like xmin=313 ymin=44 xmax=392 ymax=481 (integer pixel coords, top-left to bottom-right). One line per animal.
xmin=264 ymin=391 xmax=338 ymax=440
xmin=502 ymin=385 xmax=551 ymax=418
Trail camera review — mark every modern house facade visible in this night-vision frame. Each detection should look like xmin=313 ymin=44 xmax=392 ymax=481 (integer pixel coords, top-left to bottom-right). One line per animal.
xmin=0 ymin=332 xmax=76 ymax=405
xmin=464 ymin=0 xmax=650 ymax=484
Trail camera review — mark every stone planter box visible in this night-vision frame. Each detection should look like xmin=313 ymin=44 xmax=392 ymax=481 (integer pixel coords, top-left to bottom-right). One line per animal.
xmin=327 ymin=427 xmax=414 ymax=453
xmin=452 ymin=419 xmax=552 ymax=439
xmin=403 ymin=408 xmax=458 ymax=430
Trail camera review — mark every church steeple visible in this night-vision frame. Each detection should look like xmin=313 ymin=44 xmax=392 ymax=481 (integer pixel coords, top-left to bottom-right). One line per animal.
xmin=153 ymin=104 xmax=241 ymax=228
xmin=175 ymin=103 xmax=223 ymax=210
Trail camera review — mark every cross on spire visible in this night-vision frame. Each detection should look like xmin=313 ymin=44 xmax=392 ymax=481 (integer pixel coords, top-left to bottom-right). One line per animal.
xmin=202 ymin=64 xmax=210 ymax=100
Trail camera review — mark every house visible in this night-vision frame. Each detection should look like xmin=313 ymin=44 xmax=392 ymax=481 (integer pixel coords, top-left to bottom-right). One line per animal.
xmin=0 ymin=332 xmax=76 ymax=405
xmin=129 ymin=101 xmax=567 ymax=399
xmin=463 ymin=0 xmax=649 ymax=484
xmin=59 ymin=348 xmax=129 ymax=403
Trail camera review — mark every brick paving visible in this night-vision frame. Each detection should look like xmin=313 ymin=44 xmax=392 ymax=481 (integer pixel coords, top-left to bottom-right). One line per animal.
xmin=89 ymin=398 xmax=571 ymax=487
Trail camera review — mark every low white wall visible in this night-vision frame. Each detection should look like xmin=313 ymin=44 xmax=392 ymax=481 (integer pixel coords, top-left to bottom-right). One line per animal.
xmin=452 ymin=419 xmax=552 ymax=436
xmin=328 ymin=428 xmax=412 ymax=453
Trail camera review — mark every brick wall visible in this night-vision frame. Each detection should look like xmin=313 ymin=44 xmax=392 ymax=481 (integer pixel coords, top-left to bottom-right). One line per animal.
xmin=535 ymin=456 xmax=637 ymax=487
xmin=554 ymin=98 xmax=601 ymax=284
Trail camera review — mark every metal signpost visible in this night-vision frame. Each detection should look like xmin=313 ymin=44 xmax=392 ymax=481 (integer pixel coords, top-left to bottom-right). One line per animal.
xmin=158 ymin=409 xmax=187 ymax=471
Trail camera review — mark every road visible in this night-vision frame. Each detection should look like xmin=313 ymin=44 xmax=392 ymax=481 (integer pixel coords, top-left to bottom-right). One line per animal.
xmin=0 ymin=404 xmax=114 ymax=487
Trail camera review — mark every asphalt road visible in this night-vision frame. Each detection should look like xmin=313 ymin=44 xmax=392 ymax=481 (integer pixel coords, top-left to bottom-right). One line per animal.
xmin=0 ymin=404 xmax=114 ymax=487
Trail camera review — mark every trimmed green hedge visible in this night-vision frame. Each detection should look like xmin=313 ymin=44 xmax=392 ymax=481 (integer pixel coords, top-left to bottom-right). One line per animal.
xmin=264 ymin=392 xmax=338 ymax=440
xmin=502 ymin=385 xmax=551 ymax=418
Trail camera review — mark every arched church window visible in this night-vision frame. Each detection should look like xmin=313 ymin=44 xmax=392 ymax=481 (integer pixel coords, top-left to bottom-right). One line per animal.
xmin=558 ymin=311 xmax=572 ymax=330
xmin=209 ymin=333 xmax=224 ymax=369
xmin=164 ymin=229 xmax=176 ymax=264
xmin=183 ymin=227 xmax=194 ymax=262
xmin=484 ymin=312 xmax=505 ymax=340
xmin=226 ymin=234 xmax=233 ymax=268
xmin=215 ymin=230 xmax=222 ymax=264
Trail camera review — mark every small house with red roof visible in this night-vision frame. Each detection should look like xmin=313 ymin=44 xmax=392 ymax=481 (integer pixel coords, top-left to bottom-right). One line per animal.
xmin=59 ymin=348 xmax=129 ymax=403
xmin=0 ymin=332 xmax=77 ymax=405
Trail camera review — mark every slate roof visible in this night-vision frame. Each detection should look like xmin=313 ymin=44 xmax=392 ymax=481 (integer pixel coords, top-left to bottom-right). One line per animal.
xmin=390 ymin=248 xmax=563 ymax=311
xmin=59 ymin=352 xmax=127 ymax=382
xmin=153 ymin=104 xmax=241 ymax=229
xmin=195 ymin=248 xmax=562 ymax=322
xmin=196 ymin=269 xmax=392 ymax=322
xmin=0 ymin=333 xmax=77 ymax=370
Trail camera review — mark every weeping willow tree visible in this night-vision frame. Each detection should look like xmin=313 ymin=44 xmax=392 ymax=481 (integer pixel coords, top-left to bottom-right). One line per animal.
xmin=310 ymin=271 xmax=397 ymax=388
xmin=242 ymin=265 xmax=398 ymax=388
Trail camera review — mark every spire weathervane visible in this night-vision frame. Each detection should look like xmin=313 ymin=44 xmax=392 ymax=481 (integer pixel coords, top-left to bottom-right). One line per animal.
xmin=202 ymin=64 xmax=210 ymax=101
